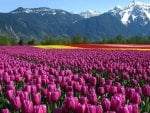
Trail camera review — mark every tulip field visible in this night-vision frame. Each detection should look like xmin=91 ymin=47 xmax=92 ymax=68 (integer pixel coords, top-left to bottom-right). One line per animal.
xmin=0 ymin=45 xmax=150 ymax=113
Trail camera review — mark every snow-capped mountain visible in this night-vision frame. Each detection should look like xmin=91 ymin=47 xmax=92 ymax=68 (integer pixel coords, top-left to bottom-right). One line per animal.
xmin=109 ymin=1 xmax=150 ymax=26
xmin=79 ymin=10 xmax=100 ymax=18
xmin=11 ymin=7 xmax=68 ymax=16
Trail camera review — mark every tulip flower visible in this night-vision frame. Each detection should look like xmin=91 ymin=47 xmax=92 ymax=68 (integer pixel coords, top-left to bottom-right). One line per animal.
xmin=32 ymin=92 xmax=41 ymax=105
xmin=11 ymin=96 xmax=21 ymax=110
xmin=142 ymin=84 xmax=150 ymax=97
xmin=109 ymin=86 xmax=118 ymax=95
xmin=75 ymin=103 xmax=85 ymax=113
xmin=96 ymin=105 xmax=103 ymax=113
xmin=98 ymin=87 xmax=105 ymax=95
xmin=102 ymin=98 xmax=111 ymax=111
xmin=22 ymin=100 xmax=34 ymax=113
xmin=117 ymin=106 xmax=130 ymax=113
xmin=1 ymin=109 xmax=10 ymax=113
xmin=130 ymin=92 xmax=141 ymax=104
xmin=51 ymin=90 xmax=61 ymax=102
xmin=6 ymin=89 xmax=14 ymax=100
xmin=20 ymin=91 xmax=29 ymax=102
xmin=33 ymin=104 xmax=47 ymax=113
xmin=85 ymin=105 xmax=97 ymax=113
xmin=88 ymin=93 xmax=98 ymax=105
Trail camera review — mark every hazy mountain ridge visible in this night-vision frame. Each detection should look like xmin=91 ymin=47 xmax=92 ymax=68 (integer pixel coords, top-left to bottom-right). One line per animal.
xmin=0 ymin=1 xmax=150 ymax=41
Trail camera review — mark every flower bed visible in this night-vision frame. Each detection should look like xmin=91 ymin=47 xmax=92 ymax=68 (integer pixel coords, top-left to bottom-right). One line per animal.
xmin=0 ymin=46 xmax=149 ymax=113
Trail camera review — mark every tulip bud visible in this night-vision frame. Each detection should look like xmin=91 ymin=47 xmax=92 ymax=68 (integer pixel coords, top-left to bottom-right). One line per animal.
xmin=142 ymin=84 xmax=150 ymax=97
xmin=6 ymin=89 xmax=14 ymax=100
xmin=33 ymin=104 xmax=47 ymax=113
xmin=22 ymin=100 xmax=33 ymax=113
xmin=96 ymin=105 xmax=103 ymax=113
xmin=102 ymin=98 xmax=111 ymax=111
xmin=47 ymin=91 xmax=52 ymax=103
xmin=79 ymin=96 xmax=88 ymax=105
xmin=20 ymin=91 xmax=29 ymax=102
xmin=88 ymin=93 xmax=98 ymax=105
xmin=117 ymin=106 xmax=130 ymax=113
xmin=75 ymin=103 xmax=85 ymax=113
xmin=81 ymin=85 xmax=88 ymax=95
xmin=31 ymin=85 xmax=37 ymax=94
xmin=98 ymin=87 xmax=105 ymax=95
xmin=130 ymin=92 xmax=141 ymax=104
xmin=1 ymin=109 xmax=10 ymax=113
xmin=109 ymin=86 xmax=117 ymax=95
xmin=64 ymin=97 xmax=78 ymax=110
xmin=11 ymin=96 xmax=21 ymax=110
xmin=32 ymin=93 xmax=41 ymax=105
xmin=85 ymin=105 xmax=96 ymax=113
xmin=51 ymin=90 xmax=61 ymax=102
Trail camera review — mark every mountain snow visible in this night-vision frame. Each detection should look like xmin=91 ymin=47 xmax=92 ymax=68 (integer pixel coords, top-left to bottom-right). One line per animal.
xmin=109 ymin=1 xmax=150 ymax=25
xmin=11 ymin=7 xmax=67 ymax=16
xmin=79 ymin=10 xmax=101 ymax=18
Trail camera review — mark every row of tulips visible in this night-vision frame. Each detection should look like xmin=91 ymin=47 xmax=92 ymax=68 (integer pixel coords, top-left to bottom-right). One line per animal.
xmin=0 ymin=46 xmax=149 ymax=113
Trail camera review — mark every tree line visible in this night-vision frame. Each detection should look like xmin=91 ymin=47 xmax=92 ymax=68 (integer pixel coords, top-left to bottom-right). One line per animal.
xmin=0 ymin=34 xmax=150 ymax=45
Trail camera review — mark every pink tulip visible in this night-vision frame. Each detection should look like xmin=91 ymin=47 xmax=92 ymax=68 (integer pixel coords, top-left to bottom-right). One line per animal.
xmin=6 ymin=89 xmax=14 ymax=100
xmin=51 ymin=90 xmax=61 ymax=102
xmin=75 ymin=103 xmax=85 ymax=113
xmin=130 ymin=92 xmax=141 ymax=104
xmin=32 ymin=92 xmax=41 ymax=105
xmin=142 ymin=85 xmax=150 ymax=97
xmin=1 ymin=109 xmax=10 ymax=113
xmin=98 ymin=87 xmax=105 ymax=95
xmin=85 ymin=105 xmax=96 ymax=113
xmin=11 ymin=96 xmax=21 ymax=110
xmin=33 ymin=105 xmax=47 ymax=113
xmin=22 ymin=100 xmax=34 ymax=113
xmin=102 ymin=98 xmax=111 ymax=111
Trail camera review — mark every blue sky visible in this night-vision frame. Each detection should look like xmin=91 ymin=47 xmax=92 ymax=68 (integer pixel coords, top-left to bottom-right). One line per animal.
xmin=0 ymin=0 xmax=150 ymax=13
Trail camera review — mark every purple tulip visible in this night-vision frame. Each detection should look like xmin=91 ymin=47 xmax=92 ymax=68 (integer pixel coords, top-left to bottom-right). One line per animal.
xmin=64 ymin=97 xmax=78 ymax=110
xmin=54 ymin=108 xmax=62 ymax=113
xmin=109 ymin=86 xmax=118 ymax=95
xmin=32 ymin=92 xmax=41 ymax=105
xmin=20 ymin=91 xmax=29 ymax=102
xmin=33 ymin=105 xmax=47 ymax=113
xmin=117 ymin=106 xmax=130 ymax=113
xmin=47 ymin=91 xmax=52 ymax=103
xmin=130 ymin=92 xmax=141 ymax=104
xmin=81 ymin=85 xmax=88 ymax=95
xmin=11 ymin=96 xmax=21 ymax=110
xmin=51 ymin=90 xmax=61 ymax=102
xmin=48 ymin=84 xmax=56 ymax=92
xmin=96 ymin=105 xmax=103 ymax=113
xmin=142 ymin=84 xmax=150 ymax=97
xmin=88 ymin=93 xmax=98 ymax=105
xmin=31 ymin=85 xmax=37 ymax=94
xmin=98 ymin=87 xmax=105 ymax=95
xmin=22 ymin=100 xmax=34 ymax=113
xmin=85 ymin=105 xmax=96 ymax=113
xmin=79 ymin=96 xmax=88 ymax=105
xmin=1 ymin=109 xmax=10 ymax=113
xmin=6 ymin=89 xmax=14 ymax=100
xmin=102 ymin=98 xmax=111 ymax=111
xmin=75 ymin=103 xmax=85 ymax=113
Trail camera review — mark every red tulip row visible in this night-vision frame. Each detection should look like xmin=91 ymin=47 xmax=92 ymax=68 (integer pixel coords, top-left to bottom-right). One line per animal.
xmin=0 ymin=46 xmax=149 ymax=113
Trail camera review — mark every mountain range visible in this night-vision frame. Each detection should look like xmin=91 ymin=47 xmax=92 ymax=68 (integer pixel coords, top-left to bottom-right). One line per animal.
xmin=0 ymin=1 xmax=150 ymax=41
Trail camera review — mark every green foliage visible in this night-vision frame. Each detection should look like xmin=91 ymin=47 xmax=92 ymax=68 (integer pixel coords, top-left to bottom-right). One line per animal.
xmin=0 ymin=34 xmax=16 ymax=46
xmin=18 ymin=39 xmax=24 ymax=45
xmin=71 ymin=35 xmax=88 ymax=44
xmin=28 ymin=39 xmax=35 ymax=45
xmin=99 ymin=35 xmax=150 ymax=44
